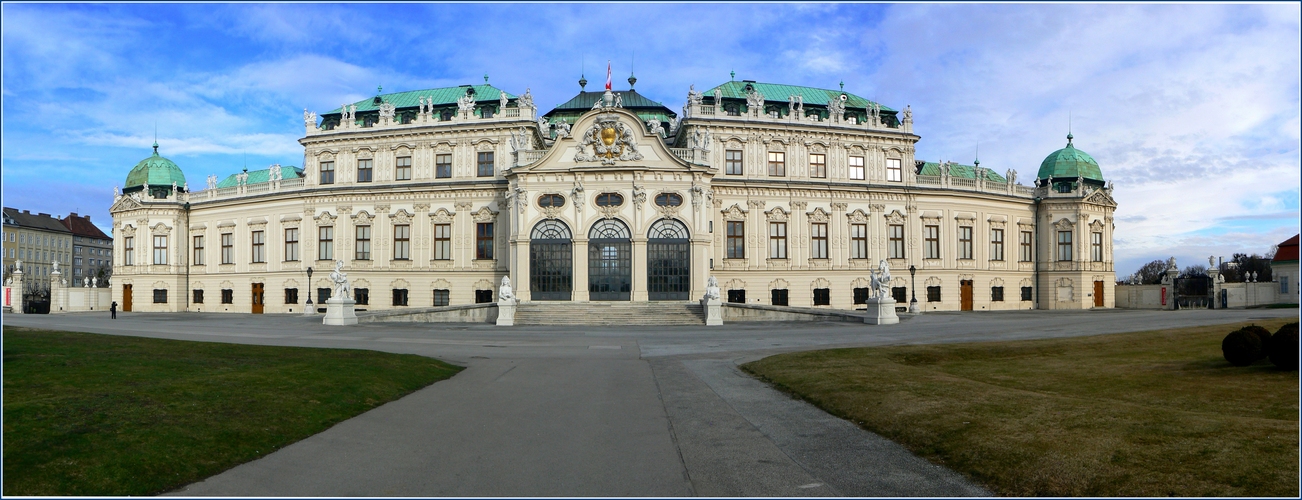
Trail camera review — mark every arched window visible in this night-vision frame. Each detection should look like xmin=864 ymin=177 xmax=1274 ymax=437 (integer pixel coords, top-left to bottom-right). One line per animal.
xmin=538 ymin=194 xmax=566 ymax=208
xmin=595 ymin=192 xmax=624 ymax=207
xmin=589 ymin=219 xmax=631 ymax=239
xmin=654 ymin=193 xmax=683 ymax=207
xmin=531 ymin=220 xmax=572 ymax=240
xmin=648 ymin=219 xmax=690 ymax=239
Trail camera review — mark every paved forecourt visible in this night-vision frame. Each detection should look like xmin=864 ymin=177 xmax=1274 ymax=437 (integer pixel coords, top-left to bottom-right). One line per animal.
xmin=4 ymin=307 xmax=1295 ymax=496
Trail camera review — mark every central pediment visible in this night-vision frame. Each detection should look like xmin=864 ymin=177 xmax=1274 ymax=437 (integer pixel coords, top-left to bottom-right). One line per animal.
xmin=513 ymin=104 xmax=704 ymax=175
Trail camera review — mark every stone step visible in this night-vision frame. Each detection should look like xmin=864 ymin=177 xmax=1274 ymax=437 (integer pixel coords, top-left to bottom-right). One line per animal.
xmin=514 ymin=301 xmax=705 ymax=325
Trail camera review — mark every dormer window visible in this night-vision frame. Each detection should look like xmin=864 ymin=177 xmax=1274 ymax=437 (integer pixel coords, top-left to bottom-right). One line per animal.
xmin=654 ymin=193 xmax=683 ymax=207
xmin=725 ymin=104 xmax=740 ymax=116
xmin=596 ymin=193 xmax=624 ymax=207
xmin=538 ymin=194 xmax=566 ymax=208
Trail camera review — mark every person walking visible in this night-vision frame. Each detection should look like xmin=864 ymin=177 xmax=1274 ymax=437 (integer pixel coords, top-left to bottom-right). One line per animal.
xmin=110 ymin=301 xmax=117 ymax=319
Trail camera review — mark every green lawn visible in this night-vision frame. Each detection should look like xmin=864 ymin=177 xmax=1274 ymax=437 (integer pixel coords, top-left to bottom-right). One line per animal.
xmin=3 ymin=327 xmax=463 ymax=496
xmin=743 ymin=318 xmax=1299 ymax=497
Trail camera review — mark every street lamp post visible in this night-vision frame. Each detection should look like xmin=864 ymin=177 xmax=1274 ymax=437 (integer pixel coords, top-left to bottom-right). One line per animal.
xmin=908 ymin=265 xmax=919 ymax=313
xmin=303 ymin=266 xmax=314 ymax=316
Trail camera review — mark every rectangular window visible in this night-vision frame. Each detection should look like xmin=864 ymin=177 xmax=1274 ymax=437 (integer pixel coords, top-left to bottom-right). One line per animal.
xmin=193 ymin=289 xmax=204 ymax=304
xmin=927 ymin=286 xmax=941 ymax=302
xmin=221 ymin=233 xmax=233 ymax=264
xmin=813 ymin=288 xmax=830 ymax=306
xmin=1020 ymin=231 xmax=1033 ymax=262
xmin=284 ymin=228 xmax=299 ymax=262
xmin=887 ymin=158 xmax=902 ymax=182
xmin=392 ymin=288 xmax=409 ymax=306
xmin=477 ymin=151 xmax=494 ymax=177
xmin=475 ymin=289 xmax=493 ymax=303
xmin=193 ymin=235 xmax=205 ymax=265
xmin=357 ymin=159 xmax=373 ymax=182
xmin=433 ymin=289 xmax=450 ymax=307
xmin=727 ymin=221 xmax=745 ymax=259
xmin=958 ymin=226 xmax=973 ymax=260
xmin=1281 ymin=276 xmax=1289 ymax=294
xmin=434 ymin=224 xmax=452 ymax=260
xmin=889 ymin=224 xmax=905 ymax=259
xmin=810 ymin=223 xmax=828 ymax=259
xmin=808 ymin=153 xmax=826 ymax=178
xmin=767 ymin=151 xmax=786 ymax=177
xmin=436 ymin=154 xmax=452 ymax=179
xmin=355 ymin=226 xmax=371 ymax=260
xmin=892 ymin=286 xmax=907 ymax=303
xmin=1021 ymin=286 xmax=1033 ymax=301
xmin=285 ymin=288 xmax=298 ymax=304
xmin=1091 ymin=232 xmax=1103 ymax=262
xmin=153 ymin=289 xmax=167 ymax=303
xmin=727 ymin=289 xmax=746 ymax=303
xmin=851 ymin=224 xmax=867 ymax=259
xmin=320 ymin=161 xmax=335 ymax=184
xmin=318 ymin=226 xmax=334 ymax=260
xmin=393 ymin=224 xmax=410 ymax=260
xmin=849 ymin=156 xmax=865 ymax=180
xmin=771 ymin=289 xmax=789 ymax=306
xmin=250 ymin=230 xmax=265 ymax=263
xmin=395 ymin=156 xmax=412 ymax=181
xmin=317 ymin=287 xmax=331 ymax=304
xmin=726 ymin=150 xmax=743 ymax=175
xmin=925 ymin=225 xmax=940 ymax=259
xmin=221 ymin=289 xmax=234 ymax=304
xmin=153 ymin=235 xmax=168 ymax=265
xmin=1057 ymin=231 xmax=1073 ymax=261
xmin=991 ymin=229 xmax=1004 ymax=261
xmin=354 ymin=288 xmax=369 ymax=305
xmin=476 ymin=223 xmax=494 ymax=259
xmin=992 ymin=286 xmax=1005 ymax=302
xmin=769 ymin=222 xmax=787 ymax=259
xmin=854 ymin=287 xmax=870 ymax=305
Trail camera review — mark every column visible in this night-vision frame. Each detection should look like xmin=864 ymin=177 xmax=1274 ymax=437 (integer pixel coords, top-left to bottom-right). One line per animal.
xmin=573 ymin=236 xmax=590 ymax=302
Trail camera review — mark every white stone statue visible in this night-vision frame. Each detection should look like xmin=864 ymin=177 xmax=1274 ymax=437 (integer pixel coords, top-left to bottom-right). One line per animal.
xmin=52 ymin=261 xmax=59 ymax=273
xmin=330 ymin=259 xmax=351 ymax=299
xmin=1167 ymin=256 xmax=1177 ymax=271
xmin=874 ymin=260 xmax=892 ymax=298
xmin=686 ymin=84 xmax=703 ymax=106
xmin=713 ymin=88 xmax=721 ymax=106
xmin=269 ymin=164 xmax=282 ymax=181
xmin=114 ymin=185 xmax=120 ymax=197
xmin=499 ymin=276 xmax=515 ymax=301
xmin=613 ymin=92 xmax=623 ymax=108
xmin=499 ymin=92 xmax=508 ymax=111
xmin=902 ymin=105 xmax=913 ymax=122
xmin=378 ymin=101 xmax=396 ymax=122
xmin=1209 ymin=256 xmax=1215 ymax=268
xmin=304 ymin=108 xmax=317 ymax=127
xmin=691 ymin=183 xmax=704 ymax=209
xmin=457 ymin=92 xmax=476 ymax=116
xmin=646 ymin=119 xmax=665 ymax=138
xmin=632 ymin=184 xmax=647 ymax=207
xmin=519 ymin=88 xmax=534 ymax=109
xmin=1006 ymin=169 xmax=1017 ymax=184
xmin=92 ymin=277 xmax=98 ymax=287
xmin=14 ymin=260 xmax=21 ymax=272
xmin=538 ymin=117 xmax=551 ymax=136
xmin=84 ymin=277 xmax=90 ymax=287
xmin=4 ymin=278 xmax=11 ymax=286
xmin=556 ymin=120 xmax=571 ymax=139
xmin=1250 ymin=271 xmax=1258 ymax=282
xmin=828 ymin=94 xmax=846 ymax=122
xmin=704 ymin=275 xmax=721 ymax=301
xmin=572 ymin=180 xmax=585 ymax=209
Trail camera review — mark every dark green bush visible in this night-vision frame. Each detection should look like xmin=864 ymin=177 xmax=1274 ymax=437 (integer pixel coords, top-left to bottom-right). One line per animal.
xmin=1222 ymin=330 xmax=1263 ymax=366
xmin=1268 ymin=323 xmax=1299 ymax=370
xmin=1240 ymin=325 xmax=1272 ymax=357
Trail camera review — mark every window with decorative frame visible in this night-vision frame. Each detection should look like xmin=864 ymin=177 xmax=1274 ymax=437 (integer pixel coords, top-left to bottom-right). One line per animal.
xmin=284 ymin=228 xmax=299 ymax=262
xmin=221 ymin=233 xmax=233 ymax=264
xmin=153 ymin=235 xmax=168 ymax=265
xmin=991 ymin=286 xmax=1004 ymax=301
xmin=889 ymin=224 xmax=905 ymax=259
xmin=355 ymin=226 xmax=371 ymax=260
xmin=887 ymin=158 xmax=902 ymax=182
xmin=393 ymin=224 xmax=410 ymax=260
xmin=810 ymin=223 xmax=828 ymax=259
xmin=357 ymin=159 xmax=373 ymax=183
xmin=990 ymin=228 xmax=1004 ymax=261
xmin=395 ymin=156 xmax=412 ymax=181
xmin=924 ymin=225 xmax=941 ymax=259
xmin=1091 ymin=231 xmax=1103 ymax=262
xmin=477 ymin=151 xmax=494 ymax=177
xmin=767 ymin=151 xmax=786 ymax=177
xmin=808 ymin=153 xmax=826 ymax=178
xmin=958 ymin=226 xmax=973 ymax=260
xmin=221 ymin=289 xmax=234 ymax=304
xmin=434 ymin=224 xmax=452 ymax=260
xmin=392 ymin=288 xmax=408 ymax=306
xmin=251 ymin=230 xmax=265 ymax=263
xmin=193 ymin=235 xmax=204 ymax=265
xmin=851 ymin=224 xmax=867 ymax=259
xmin=320 ymin=161 xmax=335 ymax=184
xmin=1057 ymin=231 xmax=1073 ymax=261
xmin=726 ymin=150 xmax=743 ymax=175
xmin=1021 ymin=286 xmax=1033 ymax=301
xmin=813 ymin=288 xmax=830 ymax=306
xmin=285 ymin=288 xmax=298 ymax=304
xmin=436 ymin=154 xmax=452 ymax=179
xmin=1020 ymin=230 xmax=1033 ymax=262
xmin=727 ymin=221 xmax=745 ymax=259
xmin=769 ymin=222 xmax=787 ymax=259
xmin=476 ymin=223 xmax=494 ymax=259
xmin=433 ymin=289 xmax=450 ymax=306
xmin=927 ymin=286 xmax=941 ymax=302
xmin=153 ymin=289 xmax=167 ymax=303
xmin=193 ymin=289 xmax=204 ymax=304
xmin=318 ymin=226 xmax=333 ymax=260
xmin=849 ymin=156 xmax=865 ymax=180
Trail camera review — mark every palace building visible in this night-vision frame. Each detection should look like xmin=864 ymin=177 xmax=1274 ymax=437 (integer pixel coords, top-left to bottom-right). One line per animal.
xmin=108 ymin=74 xmax=1117 ymax=314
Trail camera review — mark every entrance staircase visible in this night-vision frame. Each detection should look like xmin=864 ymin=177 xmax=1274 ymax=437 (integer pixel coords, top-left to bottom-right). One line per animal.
xmin=514 ymin=301 xmax=706 ymax=326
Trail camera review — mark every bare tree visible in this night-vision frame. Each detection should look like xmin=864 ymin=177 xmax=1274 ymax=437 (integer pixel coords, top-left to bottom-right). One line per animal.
xmin=1134 ymin=259 xmax=1169 ymax=284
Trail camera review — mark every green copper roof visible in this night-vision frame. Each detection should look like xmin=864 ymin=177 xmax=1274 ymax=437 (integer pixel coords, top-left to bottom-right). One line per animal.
xmin=326 ymin=85 xmax=516 ymax=114
xmin=1036 ymin=134 xmax=1104 ymax=183
xmin=124 ymin=144 xmax=187 ymax=190
xmin=216 ymin=166 xmax=304 ymax=189
xmin=917 ymin=161 xmax=1006 ymax=182
xmin=546 ymin=89 xmax=675 ymax=114
xmin=706 ymin=81 xmax=895 ymax=112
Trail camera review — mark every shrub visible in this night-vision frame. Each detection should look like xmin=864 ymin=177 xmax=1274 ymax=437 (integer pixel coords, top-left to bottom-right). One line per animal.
xmin=1268 ymin=323 xmax=1299 ymax=370
xmin=1240 ymin=325 xmax=1273 ymax=358
xmin=1222 ymin=330 xmax=1263 ymax=367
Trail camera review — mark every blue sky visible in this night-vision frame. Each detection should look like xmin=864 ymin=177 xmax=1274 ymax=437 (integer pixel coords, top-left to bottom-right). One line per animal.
xmin=2 ymin=3 xmax=1298 ymax=275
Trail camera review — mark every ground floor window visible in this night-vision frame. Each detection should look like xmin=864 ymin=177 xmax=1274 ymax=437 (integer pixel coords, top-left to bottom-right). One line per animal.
xmin=727 ymin=289 xmax=746 ymax=304
xmin=1021 ymin=286 xmax=1033 ymax=301
xmin=853 ymin=287 xmax=870 ymax=305
xmin=392 ymin=289 xmax=408 ymax=306
xmin=318 ymin=288 xmax=332 ymax=304
xmin=991 ymin=286 xmax=1004 ymax=302
xmin=475 ymin=289 xmax=493 ymax=303
xmin=153 ymin=289 xmax=167 ymax=304
xmin=433 ymin=289 xmax=450 ymax=306
xmin=193 ymin=289 xmax=204 ymax=304
xmin=355 ymin=288 xmax=370 ymax=305
xmin=221 ymin=289 xmax=234 ymax=304
xmin=892 ymin=286 xmax=907 ymax=303
xmin=771 ymin=289 xmax=789 ymax=306
xmin=285 ymin=288 xmax=298 ymax=304
xmin=812 ymin=288 xmax=830 ymax=306
xmin=927 ymin=286 xmax=941 ymax=302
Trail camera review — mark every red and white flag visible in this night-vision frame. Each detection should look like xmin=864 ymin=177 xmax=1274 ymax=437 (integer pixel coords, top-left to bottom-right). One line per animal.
xmin=605 ymin=61 xmax=612 ymax=90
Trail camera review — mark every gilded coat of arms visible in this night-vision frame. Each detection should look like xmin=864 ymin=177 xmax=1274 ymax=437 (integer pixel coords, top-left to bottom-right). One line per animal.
xmin=574 ymin=114 xmax=643 ymax=165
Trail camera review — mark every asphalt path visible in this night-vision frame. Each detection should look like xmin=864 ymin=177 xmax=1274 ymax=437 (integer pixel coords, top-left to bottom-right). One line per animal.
xmin=4 ymin=307 xmax=1297 ymax=496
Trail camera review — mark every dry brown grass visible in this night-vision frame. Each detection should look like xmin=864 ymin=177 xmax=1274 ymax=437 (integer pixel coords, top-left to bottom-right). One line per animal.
xmin=743 ymin=318 xmax=1300 ymax=496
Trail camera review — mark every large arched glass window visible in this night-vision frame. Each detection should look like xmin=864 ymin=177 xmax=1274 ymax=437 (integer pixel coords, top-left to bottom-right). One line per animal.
xmin=647 ymin=219 xmax=691 ymax=301
xmin=588 ymin=219 xmax=632 ymax=301
xmin=530 ymin=220 xmax=573 ymax=301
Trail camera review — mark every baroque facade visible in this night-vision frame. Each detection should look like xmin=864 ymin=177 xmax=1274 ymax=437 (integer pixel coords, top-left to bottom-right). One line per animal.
xmin=109 ymin=77 xmax=1117 ymax=314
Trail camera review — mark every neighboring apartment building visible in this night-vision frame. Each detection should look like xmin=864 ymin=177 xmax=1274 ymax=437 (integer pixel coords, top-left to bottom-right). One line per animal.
xmin=2 ymin=208 xmax=74 ymax=290
xmin=1271 ymin=234 xmax=1299 ymax=304
xmin=61 ymin=212 xmax=114 ymax=284
xmin=110 ymin=75 xmax=1116 ymax=314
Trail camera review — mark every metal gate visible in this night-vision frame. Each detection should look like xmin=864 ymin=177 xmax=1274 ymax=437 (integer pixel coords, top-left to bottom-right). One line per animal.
xmin=530 ymin=220 xmax=573 ymax=301
xmin=588 ymin=219 xmax=631 ymax=301
xmin=647 ymin=219 xmax=690 ymax=301
xmin=1174 ymin=276 xmax=1213 ymax=309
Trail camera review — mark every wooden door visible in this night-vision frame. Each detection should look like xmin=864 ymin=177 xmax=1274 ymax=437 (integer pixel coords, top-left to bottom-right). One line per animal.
xmin=1094 ymin=281 xmax=1104 ymax=307
xmin=960 ymin=280 xmax=974 ymax=311
xmin=122 ymin=284 xmax=132 ymax=311
xmin=251 ymin=283 xmax=264 ymax=314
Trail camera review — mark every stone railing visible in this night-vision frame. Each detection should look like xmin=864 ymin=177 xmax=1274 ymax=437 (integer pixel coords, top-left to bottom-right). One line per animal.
xmin=307 ymin=105 xmax=537 ymax=137
xmin=685 ymin=102 xmax=911 ymax=133
xmin=670 ymin=148 xmax=694 ymax=163
xmin=515 ymin=149 xmax=546 ymax=167
xmin=914 ymin=175 xmax=1033 ymax=198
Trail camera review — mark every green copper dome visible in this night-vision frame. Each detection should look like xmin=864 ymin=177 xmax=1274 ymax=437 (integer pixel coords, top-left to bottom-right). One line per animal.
xmin=1037 ymin=134 xmax=1104 ymax=184
xmin=124 ymin=143 xmax=187 ymax=193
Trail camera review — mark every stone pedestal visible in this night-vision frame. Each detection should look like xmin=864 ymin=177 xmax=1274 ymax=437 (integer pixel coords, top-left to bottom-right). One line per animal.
xmin=701 ymin=298 xmax=723 ymax=326
xmin=322 ymin=297 xmax=358 ymax=326
xmin=864 ymin=297 xmax=899 ymax=325
xmin=50 ymin=272 xmax=64 ymax=313
xmin=496 ymin=299 xmax=516 ymax=326
xmin=303 ymin=300 xmax=316 ymax=316
xmin=908 ymin=298 xmax=919 ymax=314
xmin=10 ymin=272 xmax=23 ymax=314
